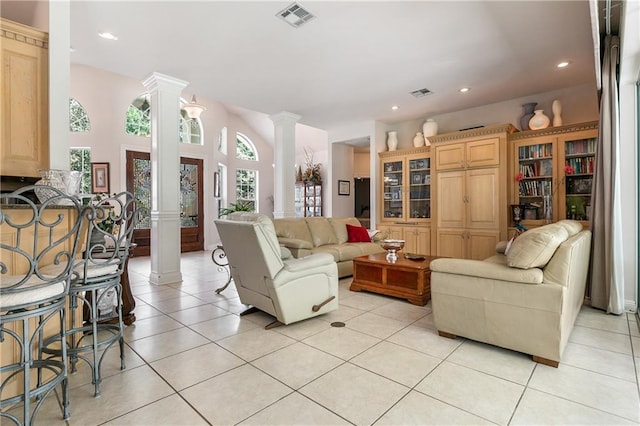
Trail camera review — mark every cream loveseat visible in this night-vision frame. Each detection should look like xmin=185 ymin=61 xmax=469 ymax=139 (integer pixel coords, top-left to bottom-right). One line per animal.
xmin=430 ymin=220 xmax=591 ymax=367
xmin=273 ymin=217 xmax=386 ymax=278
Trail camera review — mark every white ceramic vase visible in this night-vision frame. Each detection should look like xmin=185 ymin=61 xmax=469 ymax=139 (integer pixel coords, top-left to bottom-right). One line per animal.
xmin=422 ymin=119 xmax=437 ymax=146
xmin=413 ymin=132 xmax=424 ymax=147
xmin=528 ymin=110 xmax=550 ymax=130
xmin=387 ymin=131 xmax=398 ymax=151
xmin=552 ymin=99 xmax=563 ymax=127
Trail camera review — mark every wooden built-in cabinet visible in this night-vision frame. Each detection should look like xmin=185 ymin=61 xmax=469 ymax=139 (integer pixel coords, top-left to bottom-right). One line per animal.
xmin=295 ymin=181 xmax=322 ymax=217
xmin=0 ymin=18 xmax=49 ymax=177
xmin=430 ymin=124 xmax=516 ymax=260
xmin=378 ymin=146 xmax=431 ymax=255
xmin=0 ymin=207 xmax=83 ymax=400
xmin=508 ymin=121 xmax=598 ymax=228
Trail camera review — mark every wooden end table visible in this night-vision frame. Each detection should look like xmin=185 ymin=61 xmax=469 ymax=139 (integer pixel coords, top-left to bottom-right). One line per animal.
xmin=350 ymin=253 xmax=442 ymax=306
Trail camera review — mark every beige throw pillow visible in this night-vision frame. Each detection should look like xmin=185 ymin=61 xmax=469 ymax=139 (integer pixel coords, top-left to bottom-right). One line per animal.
xmin=506 ymin=224 xmax=569 ymax=269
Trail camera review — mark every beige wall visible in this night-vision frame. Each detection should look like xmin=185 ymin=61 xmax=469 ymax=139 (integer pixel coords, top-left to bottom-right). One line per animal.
xmin=69 ymin=64 xmax=274 ymax=250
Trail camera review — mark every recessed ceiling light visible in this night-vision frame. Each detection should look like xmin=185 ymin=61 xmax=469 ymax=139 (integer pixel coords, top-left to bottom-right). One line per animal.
xmin=98 ymin=32 xmax=118 ymax=41
xmin=391 ymin=105 xmax=399 ymax=110
xmin=459 ymin=87 xmax=470 ymax=93
xmin=557 ymin=61 xmax=570 ymax=68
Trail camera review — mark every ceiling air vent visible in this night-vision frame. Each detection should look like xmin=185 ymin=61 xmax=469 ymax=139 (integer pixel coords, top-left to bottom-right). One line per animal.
xmin=410 ymin=88 xmax=433 ymax=98
xmin=277 ymin=3 xmax=316 ymax=28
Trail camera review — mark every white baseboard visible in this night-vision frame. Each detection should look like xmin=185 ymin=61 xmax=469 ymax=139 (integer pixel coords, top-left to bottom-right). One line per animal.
xmin=625 ymin=299 xmax=637 ymax=313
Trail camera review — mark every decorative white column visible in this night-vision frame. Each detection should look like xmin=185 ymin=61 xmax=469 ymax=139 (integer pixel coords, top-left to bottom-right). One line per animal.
xmin=142 ymin=72 xmax=188 ymax=285
xmin=48 ymin=0 xmax=71 ymax=170
xmin=270 ymin=111 xmax=301 ymax=218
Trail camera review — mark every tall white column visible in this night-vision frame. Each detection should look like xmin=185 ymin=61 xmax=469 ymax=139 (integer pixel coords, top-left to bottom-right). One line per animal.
xmin=48 ymin=0 xmax=70 ymax=170
xmin=270 ymin=111 xmax=300 ymax=218
xmin=142 ymin=72 xmax=187 ymax=286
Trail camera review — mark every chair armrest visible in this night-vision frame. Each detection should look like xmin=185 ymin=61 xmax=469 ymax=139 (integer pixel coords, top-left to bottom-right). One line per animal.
xmin=430 ymin=258 xmax=543 ymax=284
xmin=278 ymin=237 xmax=313 ymax=250
xmin=283 ymin=253 xmax=334 ymax=272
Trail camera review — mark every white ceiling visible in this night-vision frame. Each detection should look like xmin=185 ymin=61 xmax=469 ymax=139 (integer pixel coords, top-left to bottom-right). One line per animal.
xmin=66 ymin=1 xmax=598 ymax=133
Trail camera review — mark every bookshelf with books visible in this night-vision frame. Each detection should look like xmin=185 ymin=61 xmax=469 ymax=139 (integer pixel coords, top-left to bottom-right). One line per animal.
xmin=509 ymin=121 xmax=598 ymax=226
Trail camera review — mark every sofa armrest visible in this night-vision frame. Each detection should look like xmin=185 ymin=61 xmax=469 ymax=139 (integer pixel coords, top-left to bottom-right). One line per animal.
xmin=277 ymin=237 xmax=313 ymax=250
xmin=430 ymin=258 xmax=543 ymax=284
xmin=283 ymin=253 xmax=334 ymax=272
xmin=372 ymin=231 xmax=388 ymax=243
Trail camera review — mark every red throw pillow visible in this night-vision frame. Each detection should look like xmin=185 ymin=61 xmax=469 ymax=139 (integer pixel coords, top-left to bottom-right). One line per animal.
xmin=346 ymin=224 xmax=371 ymax=242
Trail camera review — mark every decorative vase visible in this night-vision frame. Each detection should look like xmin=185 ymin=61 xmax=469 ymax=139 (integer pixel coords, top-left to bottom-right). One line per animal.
xmin=387 ymin=131 xmax=398 ymax=151
xmin=34 ymin=169 xmax=81 ymax=204
xmin=413 ymin=132 xmax=424 ymax=148
xmin=519 ymin=102 xmax=537 ymax=130
xmin=552 ymin=99 xmax=563 ymax=127
xmin=529 ymin=109 xmax=550 ymax=130
xmin=422 ymin=119 xmax=437 ymax=145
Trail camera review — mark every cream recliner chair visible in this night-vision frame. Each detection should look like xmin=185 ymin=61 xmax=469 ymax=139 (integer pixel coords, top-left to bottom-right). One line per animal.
xmin=214 ymin=212 xmax=339 ymax=328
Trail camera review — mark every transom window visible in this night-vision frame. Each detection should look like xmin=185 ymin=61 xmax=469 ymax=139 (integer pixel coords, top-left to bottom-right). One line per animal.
xmin=236 ymin=133 xmax=258 ymax=160
xmin=69 ymin=98 xmax=90 ymax=132
xmin=236 ymin=168 xmax=257 ymax=210
xmin=69 ymin=147 xmax=91 ymax=194
xmin=125 ymin=94 xmax=203 ymax=144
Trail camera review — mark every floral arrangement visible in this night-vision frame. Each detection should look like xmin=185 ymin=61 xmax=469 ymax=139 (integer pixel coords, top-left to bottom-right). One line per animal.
xmin=302 ymin=148 xmax=322 ymax=184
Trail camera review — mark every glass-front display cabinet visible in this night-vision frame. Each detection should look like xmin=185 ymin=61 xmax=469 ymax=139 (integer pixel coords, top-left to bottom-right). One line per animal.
xmin=295 ymin=181 xmax=322 ymax=217
xmin=380 ymin=150 xmax=431 ymax=223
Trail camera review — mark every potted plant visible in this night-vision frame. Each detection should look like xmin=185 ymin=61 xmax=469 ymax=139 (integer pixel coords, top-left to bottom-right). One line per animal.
xmin=219 ymin=200 xmax=254 ymax=217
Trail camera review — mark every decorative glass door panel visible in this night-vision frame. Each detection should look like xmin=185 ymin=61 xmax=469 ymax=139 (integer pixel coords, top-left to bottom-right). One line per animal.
xmin=383 ymin=160 xmax=403 ymax=219
xmin=408 ymin=156 xmax=430 ymax=219
xmin=126 ymin=151 xmax=204 ymax=255
xmin=180 ymin=162 xmax=199 ymax=227
xmin=562 ymin=137 xmax=596 ymax=221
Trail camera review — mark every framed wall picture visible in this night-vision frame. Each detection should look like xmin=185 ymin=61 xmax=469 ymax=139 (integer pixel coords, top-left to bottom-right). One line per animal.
xmin=91 ymin=162 xmax=110 ymax=193
xmin=338 ymin=180 xmax=350 ymax=196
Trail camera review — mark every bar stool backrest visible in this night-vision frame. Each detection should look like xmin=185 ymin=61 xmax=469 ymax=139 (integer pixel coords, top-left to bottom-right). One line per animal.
xmin=0 ymin=185 xmax=85 ymax=310
xmin=75 ymin=191 xmax=138 ymax=283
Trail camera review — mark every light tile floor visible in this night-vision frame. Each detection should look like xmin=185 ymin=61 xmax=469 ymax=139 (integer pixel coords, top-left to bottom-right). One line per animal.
xmin=23 ymin=251 xmax=640 ymax=425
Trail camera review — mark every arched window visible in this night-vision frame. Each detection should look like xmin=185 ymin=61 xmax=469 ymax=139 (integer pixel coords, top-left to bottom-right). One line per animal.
xmin=124 ymin=94 xmax=204 ymax=145
xmin=69 ymin=98 xmax=90 ymax=132
xmin=125 ymin=95 xmax=151 ymax=137
xmin=179 ymin=108 xmax=203 ymax=145
xmin=236 ymin=133 xmax=258 ymax=160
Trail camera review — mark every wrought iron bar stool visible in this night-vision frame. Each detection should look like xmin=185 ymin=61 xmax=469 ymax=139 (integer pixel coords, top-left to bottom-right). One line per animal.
xmin=42 ymin=192 xmax=137 ymax=397
xmin=0 ymin=186 xmax=85 ymax=425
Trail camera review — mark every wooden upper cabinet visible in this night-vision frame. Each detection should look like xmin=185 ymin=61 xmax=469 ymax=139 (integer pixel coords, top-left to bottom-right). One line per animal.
xmin=435 ymin=137 xmax=500 ymax=171
xmin=434 ymin=143 xmax=465 ymax=170
xmin=0 ymin=18 xmax=49 ymax=177
xmin=466 ymin=138 xmax=500 ymax=168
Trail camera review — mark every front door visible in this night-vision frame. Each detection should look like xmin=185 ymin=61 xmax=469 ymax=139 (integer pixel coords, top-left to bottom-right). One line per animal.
xmin=126 ymin=151 xmax=204 ymax=256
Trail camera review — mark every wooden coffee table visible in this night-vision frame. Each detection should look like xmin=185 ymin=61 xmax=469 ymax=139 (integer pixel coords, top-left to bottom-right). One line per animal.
xmin=350 ymin=253 xmax=442 ymax=306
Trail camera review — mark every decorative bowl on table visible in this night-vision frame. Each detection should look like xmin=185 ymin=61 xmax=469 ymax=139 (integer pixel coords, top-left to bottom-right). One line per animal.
xmin=380 ymin=239 xmax=405 ymax=263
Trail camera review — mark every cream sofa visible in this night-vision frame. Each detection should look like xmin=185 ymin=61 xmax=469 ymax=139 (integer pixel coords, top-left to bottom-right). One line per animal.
xmin=430 ymin=220 xmax=591 ymax=367
xmin=273 ymin=217 xmax=386 ymax=278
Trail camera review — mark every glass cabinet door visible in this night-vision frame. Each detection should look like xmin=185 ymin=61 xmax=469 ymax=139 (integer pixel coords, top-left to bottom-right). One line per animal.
xmin=382 ymin=160 xmax=404 ymax=219
xmin=561 ymin=136 xmax=596 ymax=221
xmin=408 ymin=156 xmax=430 ymax=219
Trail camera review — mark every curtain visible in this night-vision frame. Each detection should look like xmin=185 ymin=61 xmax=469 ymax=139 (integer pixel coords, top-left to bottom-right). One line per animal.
xmin=589 ymin=35 xmax=624 ymax=315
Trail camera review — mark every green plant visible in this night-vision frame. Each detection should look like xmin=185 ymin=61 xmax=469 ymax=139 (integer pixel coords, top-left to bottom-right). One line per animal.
xmin=219 ymin=201 xmax=254 ymax=217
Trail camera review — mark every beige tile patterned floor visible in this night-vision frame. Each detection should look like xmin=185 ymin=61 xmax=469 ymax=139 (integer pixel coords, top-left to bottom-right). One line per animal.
xmin=13 ymin=251 xmax=640 ymax=425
